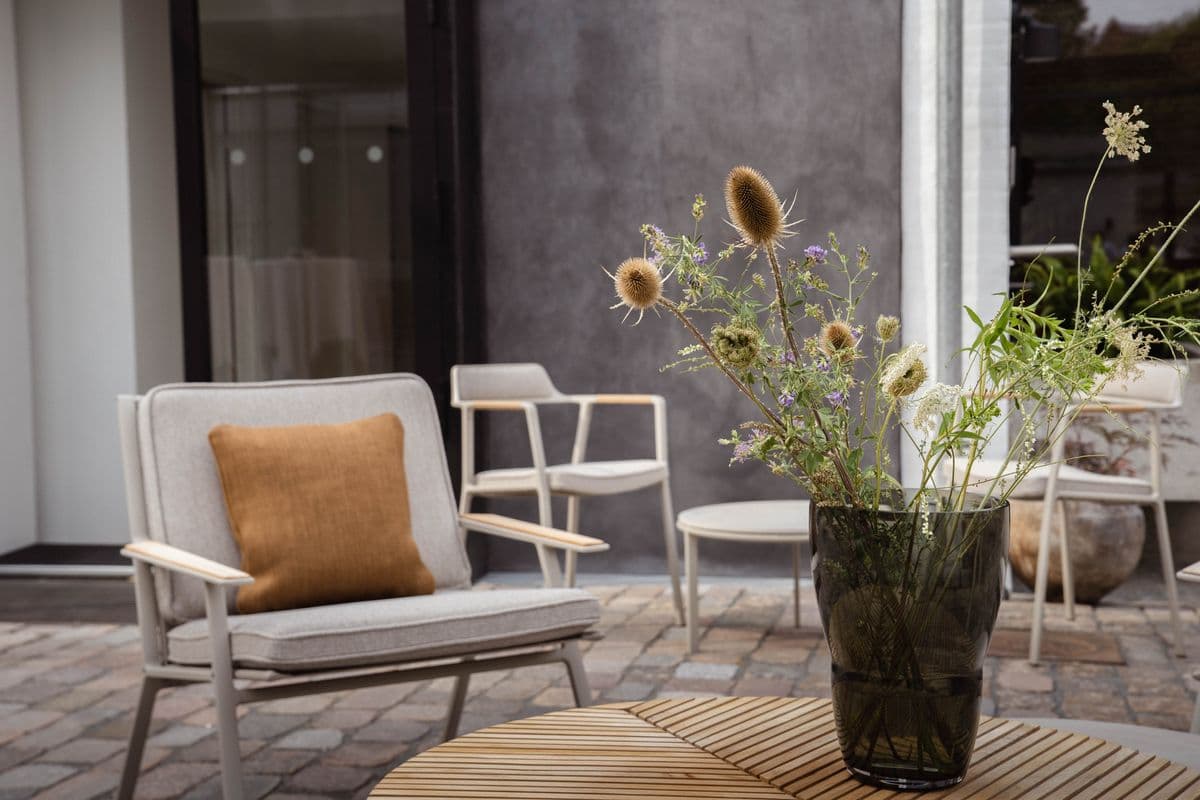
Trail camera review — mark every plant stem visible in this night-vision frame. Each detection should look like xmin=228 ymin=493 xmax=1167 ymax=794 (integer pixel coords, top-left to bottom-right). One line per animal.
xmin=1113 ymin=195 xmax=1200 ymax=313
xmin=1075 ymin=149 xmax=1109 ymax=314
xmin=765 ymin=243 xmax=802 ymax=362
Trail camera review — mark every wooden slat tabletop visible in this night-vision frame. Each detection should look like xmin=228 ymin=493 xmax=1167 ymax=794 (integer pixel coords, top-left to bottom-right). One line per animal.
xmin=369 ymin=696 xmax=1200 ymax=799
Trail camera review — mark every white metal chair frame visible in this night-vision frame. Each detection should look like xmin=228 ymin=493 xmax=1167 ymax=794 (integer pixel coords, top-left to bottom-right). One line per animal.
xmin=115 ymin=390 xmax=608 ymax=800
xmin=1029 ymin=398 xmax=1184 ymax=664
xmin=452 ymin=365 xmax=684 ymax=623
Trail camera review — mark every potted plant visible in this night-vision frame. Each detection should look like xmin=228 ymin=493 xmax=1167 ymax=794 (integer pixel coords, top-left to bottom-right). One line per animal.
xmin=605 ymin=102 xmax=1199 ymax=789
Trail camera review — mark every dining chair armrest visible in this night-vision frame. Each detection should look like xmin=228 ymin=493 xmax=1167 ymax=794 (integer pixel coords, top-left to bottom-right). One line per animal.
xmin=1178 ymin=560 xmax=1200 ymax=584
xmin=122 ymin=540 xmax=254 ymax=586
xmin=1071 ymin=402 xmax=1150 ymax=415
xmin=566 ymin=394 xmax=668 ymax=463
xmin=575 ymin=393 xmax=663 ymax=406
xmin=459 ymin=513 xmax=609 ymax=554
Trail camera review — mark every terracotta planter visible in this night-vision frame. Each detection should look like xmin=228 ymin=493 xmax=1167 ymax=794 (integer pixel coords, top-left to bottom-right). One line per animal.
xmin=1008 ymin=499 xmax=1144 ymax=603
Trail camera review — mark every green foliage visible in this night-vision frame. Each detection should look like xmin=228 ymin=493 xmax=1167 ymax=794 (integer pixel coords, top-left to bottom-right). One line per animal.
xmin=1017 ymin=234 xmax=1200 ymax=355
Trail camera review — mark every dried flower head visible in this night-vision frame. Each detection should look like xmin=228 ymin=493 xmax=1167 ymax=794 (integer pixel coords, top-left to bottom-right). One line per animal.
xmin=1102 ymin=101 xmax=1151 ymax=162
xmin=881 ymin=343 xmax=928 ymax=399
xmin=725 ymin=166 xmax=785 ymax=248
xmin=875 ymin=315 xmax=900 ymax=343
xmin=611 ymin=257 xmax=662 ymax=321
xmin=819 ymin=320 xmax=857 ymax=357
xmin=712 ymin=323 xmax=761 ymax=369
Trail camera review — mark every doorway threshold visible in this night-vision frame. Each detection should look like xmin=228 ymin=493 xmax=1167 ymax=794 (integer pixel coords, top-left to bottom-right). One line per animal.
xmin=0 ymin=544 xmax=132 ymax=578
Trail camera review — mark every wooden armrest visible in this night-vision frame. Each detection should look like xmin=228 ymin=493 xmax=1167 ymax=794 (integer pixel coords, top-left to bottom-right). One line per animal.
xmin=1073 ymin=403 xmax=1148 ymax=415
xmin=459 ymin=400 xmax=531 ymax=411
xmin=578 ymin=394 xmax=660 ymax=406
xmin=122 ymin=540 xmax=253 ymax=586
xmin=459 ymin=513 xmax=609 ymax=554
xmin=1178 ymin=561 xmax=1200 ymax=584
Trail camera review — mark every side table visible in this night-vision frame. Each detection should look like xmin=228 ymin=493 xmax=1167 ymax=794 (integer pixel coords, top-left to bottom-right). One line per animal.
xmin=676 ymin=500 xmax=809 ymax=653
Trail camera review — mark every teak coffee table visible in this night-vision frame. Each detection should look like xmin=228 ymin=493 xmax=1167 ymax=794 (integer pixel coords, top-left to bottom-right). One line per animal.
xmin=369 ymin=696 xmax=1200 ymax=798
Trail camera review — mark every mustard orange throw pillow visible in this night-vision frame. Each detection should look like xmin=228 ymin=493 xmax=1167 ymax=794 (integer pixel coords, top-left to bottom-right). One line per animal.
xmin=208 ymin=413 xmax=435 ymax=614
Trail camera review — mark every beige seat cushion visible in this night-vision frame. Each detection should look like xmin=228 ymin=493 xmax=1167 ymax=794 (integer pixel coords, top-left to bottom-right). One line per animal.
xmin=474 ymin=459 xmax=667 ymax=496
xmin=166 ymin=588 xmax=600 ymax=671
xmin=209 ymin=413 xmax=435 ymax=614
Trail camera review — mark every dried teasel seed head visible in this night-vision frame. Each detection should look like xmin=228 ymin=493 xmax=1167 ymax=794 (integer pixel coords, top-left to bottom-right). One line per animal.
xmin=819 ymin=321 xmax=857 ymax=356
xmin=725 ymin=165 xmax=784 ymax=248
xmin=613 ymin=257 xmax=663 ymax=311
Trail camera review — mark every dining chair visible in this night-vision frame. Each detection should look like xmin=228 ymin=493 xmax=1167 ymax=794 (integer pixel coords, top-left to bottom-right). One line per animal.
xmin=116 ymin=374 xmax=607 ymax=800
xmin=956 ymin=362 xmax=1186 ymax=664
xmin=451 ymin=363 xmax=684 ymax=624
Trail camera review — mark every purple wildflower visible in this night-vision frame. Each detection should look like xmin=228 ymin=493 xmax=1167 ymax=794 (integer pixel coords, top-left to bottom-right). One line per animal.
xmin=778 ymin=391 xmax=795 ymax=408
xmin=694 ymin=242 xmax=708 ymax=265
xmin=732 ymin=441 xmax=753 ymax=463
xmin=825 ymin=390 xmax=846 ymax=408
xmin=805 ymin=245 xmax=827 ymax=263
xmin=783 ymin=351 xmax=797 ymax=365
xmin=815 ymin=359 xmax=830 ymax=372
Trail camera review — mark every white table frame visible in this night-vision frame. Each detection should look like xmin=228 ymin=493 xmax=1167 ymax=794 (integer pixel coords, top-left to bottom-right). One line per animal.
xmin=677 ymin=500 xmax=810 ymax=653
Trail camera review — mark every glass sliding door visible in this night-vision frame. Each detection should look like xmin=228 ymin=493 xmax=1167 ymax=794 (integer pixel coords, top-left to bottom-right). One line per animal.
xmin=197 ymin=1 xmax=413 ymax=381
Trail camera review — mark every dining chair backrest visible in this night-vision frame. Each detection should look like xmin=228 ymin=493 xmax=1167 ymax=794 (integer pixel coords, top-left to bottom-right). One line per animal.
xmin=118 ymin=374 xmax=472 ymax=625
xmin=451 ymin=363 xmax=561 ymax=403
xmin=1095 ymin=361 xmax=1187 ymax=409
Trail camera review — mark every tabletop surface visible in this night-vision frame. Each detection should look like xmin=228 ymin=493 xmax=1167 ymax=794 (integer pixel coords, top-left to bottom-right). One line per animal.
xmin=676 ymin=500 xmax=811 ymax=537
xmin=369 ymin=695 xmax=1200 ymax=798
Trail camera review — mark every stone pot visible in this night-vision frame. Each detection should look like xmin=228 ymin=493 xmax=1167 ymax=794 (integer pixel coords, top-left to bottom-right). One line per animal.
xmin=1008 ymin=499 xmax=1144 ymax=603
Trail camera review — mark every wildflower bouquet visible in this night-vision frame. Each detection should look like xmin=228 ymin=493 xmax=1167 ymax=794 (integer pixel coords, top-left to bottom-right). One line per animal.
xmin=607 ymin=103 xmax=1199 ymax=789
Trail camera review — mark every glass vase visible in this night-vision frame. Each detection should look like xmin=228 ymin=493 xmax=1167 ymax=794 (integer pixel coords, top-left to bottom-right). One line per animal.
xmin=811 ymin=491 xmax=1008 ymax=790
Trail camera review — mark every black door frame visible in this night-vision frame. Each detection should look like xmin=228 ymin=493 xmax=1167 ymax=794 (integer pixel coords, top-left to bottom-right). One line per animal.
xmin=168 ymin=0 xmax=483 ymax=412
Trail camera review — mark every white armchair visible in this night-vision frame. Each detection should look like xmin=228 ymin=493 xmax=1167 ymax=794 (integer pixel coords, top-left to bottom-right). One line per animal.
xmin=451 ymin=363 xmax=683 ymax=623
xmin=955 ymin=363 xmax=1186 ymax=664
xmin=116 ymin=374 xmax=606 ymax=800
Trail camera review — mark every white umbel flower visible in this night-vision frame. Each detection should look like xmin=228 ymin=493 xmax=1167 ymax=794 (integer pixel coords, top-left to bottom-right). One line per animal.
xmin=1102 ymin=101 xmax=1151 ymax=162
xmin=912 ymin=383 xmax=963 ymax=437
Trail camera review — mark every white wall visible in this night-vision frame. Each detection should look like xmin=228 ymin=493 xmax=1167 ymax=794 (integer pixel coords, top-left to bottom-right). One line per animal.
xmin=900 ymin=0 xmax=1011 ymax=483
xmin=0 ymin=0 xmax=37 ymax=555
xmin=14 ymin=0 xmax=182 ymax=547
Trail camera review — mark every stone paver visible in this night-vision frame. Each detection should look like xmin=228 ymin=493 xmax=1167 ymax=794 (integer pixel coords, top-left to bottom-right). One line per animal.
xmin=0 ymin=575 xmax=1199 ymax=798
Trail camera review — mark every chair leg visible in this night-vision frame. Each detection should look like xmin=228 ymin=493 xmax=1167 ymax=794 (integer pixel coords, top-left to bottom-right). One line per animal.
xmin=686 ymin=532 xmax=699 ymax=654
xmin=1059 ymin=501 xmax=1076 ymax=621
xmin=444 ymin=673 xmax=470 ymax=741
xmin=660 ymin=482 xmax=685 ymax=625
xmin=562 ymin=641 xmax=592 ymax=707
xmin=204 ymin=584 xmax=245 ymax=800
xmin=1030 ymin=496 xmax=1057 ymax=664
xmin=1153 ymin=499 xmax=1186 ymax=657
xmin=535 ymin=487 xmax=564 ymax=587
xmin=1192 ymin=689 xmax=1200 ymax=735
xmin=116 ymin=675 xmax=163 ymax=800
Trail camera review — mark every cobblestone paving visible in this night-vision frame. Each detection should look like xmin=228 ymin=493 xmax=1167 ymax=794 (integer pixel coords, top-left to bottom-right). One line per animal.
xmin=0 ymin=579 xmax=1197 ymax=799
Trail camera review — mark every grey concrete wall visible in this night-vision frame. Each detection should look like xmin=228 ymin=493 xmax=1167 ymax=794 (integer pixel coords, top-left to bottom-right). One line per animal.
xmin=475 ymin=0 xmax=903 ymax=576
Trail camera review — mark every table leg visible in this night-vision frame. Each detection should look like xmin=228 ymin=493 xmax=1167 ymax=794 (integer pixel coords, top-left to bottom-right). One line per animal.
xmin=792 ymin=542 xmax=801 ymax=628
xmin=686 ymin=532 xmax=698 ymax=654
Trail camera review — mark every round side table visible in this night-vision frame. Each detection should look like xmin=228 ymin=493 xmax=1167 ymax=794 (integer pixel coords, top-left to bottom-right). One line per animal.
xmin=369 ymin=697 xmax=1200 ymax=799
xmin=676 ymin=500 xmax=809 ymax=653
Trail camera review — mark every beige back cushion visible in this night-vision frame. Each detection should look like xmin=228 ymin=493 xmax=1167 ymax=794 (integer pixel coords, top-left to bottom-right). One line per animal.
xmin=137 ymin=374 xmax=471 ymax=624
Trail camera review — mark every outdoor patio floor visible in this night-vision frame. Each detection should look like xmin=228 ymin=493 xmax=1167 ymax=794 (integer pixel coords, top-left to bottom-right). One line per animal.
xmin=0 ymin=574 xmax=1198 ymax=799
